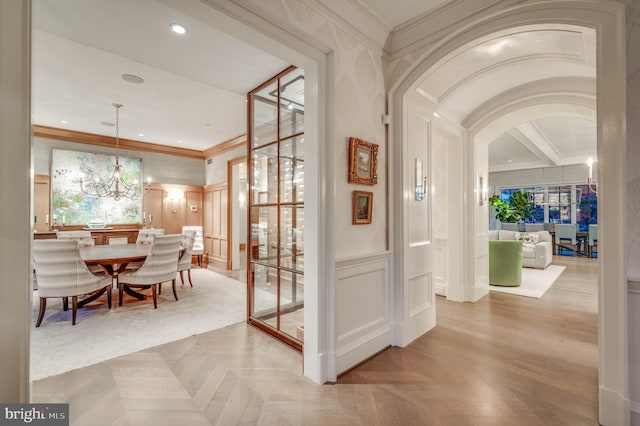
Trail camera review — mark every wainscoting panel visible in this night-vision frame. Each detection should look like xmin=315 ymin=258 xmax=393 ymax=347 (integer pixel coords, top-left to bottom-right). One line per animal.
xmin=335 ymin=253 xmax=391 ymax=374
xmin=434 ymin=238 xmax=448 ymax=296
xmin=408 ymin=272 xmax=432 ymax=317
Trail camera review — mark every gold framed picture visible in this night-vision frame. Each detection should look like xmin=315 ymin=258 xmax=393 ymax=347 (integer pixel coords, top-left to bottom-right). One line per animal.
xmin=348 ymin=137 xmax=378 ymax=185
xmin=352 ymin=191 xmax=373 ymax=224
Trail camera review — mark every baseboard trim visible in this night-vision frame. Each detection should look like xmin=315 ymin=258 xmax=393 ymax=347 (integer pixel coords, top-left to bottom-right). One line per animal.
xmin=599 ymin=385 xmax=630 ymax=425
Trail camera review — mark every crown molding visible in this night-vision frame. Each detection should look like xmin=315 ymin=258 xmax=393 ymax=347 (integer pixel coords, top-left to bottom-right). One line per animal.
xmin=34 ymin=125 xmax=206 ymax=160
xmin=203 ymin=133 xmax=246 ymax=158
xmin=309 ymin=0 xmax=390 ymax=55
xmin=387 ymin=0 xmax=508 ymax=61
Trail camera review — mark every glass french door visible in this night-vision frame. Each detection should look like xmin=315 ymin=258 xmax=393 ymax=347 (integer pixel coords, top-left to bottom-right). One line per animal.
xmin=247 ymin=66 xmax=304 ymax=350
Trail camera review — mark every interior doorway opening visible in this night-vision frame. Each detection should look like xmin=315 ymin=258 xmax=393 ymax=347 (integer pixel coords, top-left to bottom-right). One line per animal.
xmin=389 ymin=3 xmax=626 ymax=422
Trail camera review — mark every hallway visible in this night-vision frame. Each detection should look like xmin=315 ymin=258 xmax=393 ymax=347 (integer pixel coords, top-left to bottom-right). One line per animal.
xmin=32 ymin=256 xmax=597 ymax=425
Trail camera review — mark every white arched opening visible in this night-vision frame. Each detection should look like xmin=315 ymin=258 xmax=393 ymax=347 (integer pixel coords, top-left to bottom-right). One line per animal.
xmin=388 ymin=2 xmax=627 ymax=424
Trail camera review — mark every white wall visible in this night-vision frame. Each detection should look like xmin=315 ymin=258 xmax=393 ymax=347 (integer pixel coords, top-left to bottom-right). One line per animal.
xmin=33 ymin=136 xmax=205 ymax=186
xmin=205 ymin=145 xmax=245 ymax=185
xmin=235 ymin=0 xmax=388 ymax=376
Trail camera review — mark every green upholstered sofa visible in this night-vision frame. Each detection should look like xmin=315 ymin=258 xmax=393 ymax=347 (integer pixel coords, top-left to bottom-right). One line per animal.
xmin=489 ymin=240 xmax=522 ymax=287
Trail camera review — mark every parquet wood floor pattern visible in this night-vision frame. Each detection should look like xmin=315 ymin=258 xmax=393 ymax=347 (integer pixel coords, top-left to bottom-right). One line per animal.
xmin=32 ymin=255 xmax=598 ymax=425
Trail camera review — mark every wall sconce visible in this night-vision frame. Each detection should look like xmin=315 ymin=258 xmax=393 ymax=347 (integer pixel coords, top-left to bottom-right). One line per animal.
xmin=143 ymin=176 xmax=152 ymax=196
xmin=415 ymin=158 xmax=427 ymax=201
xmin=167 ymin=189 xmax=184 ymax=200
xmin=479 ymin=175 xmax=487 ymax=205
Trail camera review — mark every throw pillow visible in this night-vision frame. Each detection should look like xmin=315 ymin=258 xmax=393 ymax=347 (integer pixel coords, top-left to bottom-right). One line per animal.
xmin=516 ymin=232 xmax=534 ymax=246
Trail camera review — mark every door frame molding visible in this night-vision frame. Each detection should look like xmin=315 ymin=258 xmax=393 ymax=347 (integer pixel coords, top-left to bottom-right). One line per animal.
xmin=387 ymin=2 xmax=628 ymax=424
xmin=227 ymin=155 xmax=247 ymax=270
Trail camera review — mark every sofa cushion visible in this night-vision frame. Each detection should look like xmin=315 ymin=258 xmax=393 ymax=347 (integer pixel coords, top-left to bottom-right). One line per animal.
xmin=498 ymin=230 xmax=518 ymax=240
xmin=488 ymin=230 xmax=499 ymax=240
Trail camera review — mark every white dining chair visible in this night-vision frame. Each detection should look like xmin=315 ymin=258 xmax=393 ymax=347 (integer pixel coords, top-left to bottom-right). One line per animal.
xmin=178 ymin=230 xmax=196 ymax=287
xmin=117 ymin=234 xmax=182 ymax=308
xmin=136 ymin=228 xmax=165 ymax=244
xmin=56 ymin=230 xmax=95 ymax=247
xmin=33 ymin=239 xmax=113 ymax=326
xmin=182 ymin=226 xmax=204 ymax=266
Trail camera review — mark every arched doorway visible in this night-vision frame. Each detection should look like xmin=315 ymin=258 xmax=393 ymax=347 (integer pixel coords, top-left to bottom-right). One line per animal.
xmin=388 ymin=2 xmax=627 ymax=423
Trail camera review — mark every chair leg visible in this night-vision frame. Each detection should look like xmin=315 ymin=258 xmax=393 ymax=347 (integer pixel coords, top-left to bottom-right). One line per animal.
xmin=63 ymin=297 xmax=68 ymax=311
xmin=180 ymin=271 xmax=185 ymax=285
xmin=172 ymin=279 xmax=178 ymax=301
xmin=152 ymin=284 xmax=158 ymax=309
xmin=187 ymin=269 xmax=193 ymax=287
xmin=36 ymin=297 xmax=46 ymax=327
xmin=158 ymin=283 xmax=162 ymax=294
xmin=107 ymin=285 xmax=112 ymax=309
xmin=72 ymin=295 xmax=78 ymax=325
xmin=118 ymin=283 xmax=124 ymax=307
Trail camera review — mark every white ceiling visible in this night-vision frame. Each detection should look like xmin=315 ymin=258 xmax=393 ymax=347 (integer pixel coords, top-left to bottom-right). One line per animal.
xmin=413 ymin=24 xmax=597 ymax=172
xmin=32 ymin=0 xmax=597 ymax=170
xmin=32 ymin=0 xmax=288 ymax=151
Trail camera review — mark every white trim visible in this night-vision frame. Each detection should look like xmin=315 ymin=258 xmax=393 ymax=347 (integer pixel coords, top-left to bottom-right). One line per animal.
xmin=0 ymin=0 xmax=32 ymax=403
xmin=312 ymin=0 xmax=390 ymax=53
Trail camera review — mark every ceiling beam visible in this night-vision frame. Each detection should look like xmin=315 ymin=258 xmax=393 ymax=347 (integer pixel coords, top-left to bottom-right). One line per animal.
xmin=509 ymin=122 xmax=561 ymax=165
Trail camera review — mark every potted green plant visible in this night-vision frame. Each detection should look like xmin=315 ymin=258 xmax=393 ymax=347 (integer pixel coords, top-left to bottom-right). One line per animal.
xmin=489 ymin=191 xmax=535 ymax=227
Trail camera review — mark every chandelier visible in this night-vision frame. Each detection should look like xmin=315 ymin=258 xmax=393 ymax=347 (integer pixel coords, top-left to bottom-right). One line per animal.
xmin=79 ymin=103 xmax=146 ymax=201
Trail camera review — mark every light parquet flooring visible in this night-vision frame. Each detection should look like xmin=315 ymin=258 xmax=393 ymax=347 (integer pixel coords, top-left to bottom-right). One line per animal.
xmin=32 ymin=255 xmax=598 ymax=425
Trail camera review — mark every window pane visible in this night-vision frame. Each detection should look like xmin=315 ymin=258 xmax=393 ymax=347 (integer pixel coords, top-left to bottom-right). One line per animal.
xmin=250 ymin=206 xmax=278 ymax=267
xmin=548 ymin=185 xmax=572 ymax=223
xmin=279 ymin=69 xmax=304 ymax=139
xmin=576 ymin=184 xmax=598 ymax=231
xmin=251 ymin=82 xmax=278 ymax=148
xmin=280 ymin=206 xmax=304 ymax=273
xmin=523 ymin=186 xmax=544 ymax=223
xmin=280 ymin=136 xmax=305 ymax=203
xmin=252 ymin=264 xmax=278 ymax=326
xmin=252 ymin=144 xmax=278 ymax=204
xmin=280 ymin=271 xmax=304 ymax=341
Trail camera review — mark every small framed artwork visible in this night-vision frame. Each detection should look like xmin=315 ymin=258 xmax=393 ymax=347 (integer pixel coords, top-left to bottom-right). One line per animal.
xmin=190 ymin=205 xmax=198 ymax=212
xmin=352 ymin=191 xmax=373 ymax=225
xmin=348 ymin=137 xmax=378 ymax=185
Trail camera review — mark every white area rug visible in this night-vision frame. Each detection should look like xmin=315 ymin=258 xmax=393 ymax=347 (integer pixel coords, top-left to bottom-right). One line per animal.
xmin=30 ymin=268 xmax=256 ymax=380
xmin=489 ymin=264 xmax=566 ymax=299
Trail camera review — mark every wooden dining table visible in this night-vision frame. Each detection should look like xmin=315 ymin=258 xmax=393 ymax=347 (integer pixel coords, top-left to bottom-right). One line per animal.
xmin=548 ymin=230 xmax=590 ymax=256
xmin=79 ymin=244 xmax=151 ymax=306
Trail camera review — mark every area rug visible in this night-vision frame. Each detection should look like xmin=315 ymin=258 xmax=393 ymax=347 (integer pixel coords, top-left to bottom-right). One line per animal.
xmin=30 ymin=268 xmax=260 ymax=381
xmin=489 ymin=264 xmax=566 ymax=299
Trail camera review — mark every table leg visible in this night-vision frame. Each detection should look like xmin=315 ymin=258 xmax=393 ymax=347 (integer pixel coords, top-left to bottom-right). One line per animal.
xmin=77 ymin=288 xmax=107 ymax=308
xmin=123 ymin=285 xmax=148 ymax=300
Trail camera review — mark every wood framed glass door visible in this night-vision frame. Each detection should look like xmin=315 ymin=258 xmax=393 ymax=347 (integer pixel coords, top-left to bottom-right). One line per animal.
xmin=247 ymin=66 xmax=305 ymax=350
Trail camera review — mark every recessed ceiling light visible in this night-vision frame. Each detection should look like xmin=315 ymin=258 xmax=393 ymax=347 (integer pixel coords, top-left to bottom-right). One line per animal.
xmin=138 ymin=133 xmax=145 ymax=137
xmin=507 ymin=160 xmax=513 ymax=163
xmin=122 ymin=73 xmax=144 ymax=84
xmin=100 ymin=121 xmax=115 ymax=127
xmin=170 ymin=23 xmax=187 ymax=35
xmin=60 ymin=120 xmax=68 ymax=124
xmin=177 ymin=140 xmax=183 ymax=144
